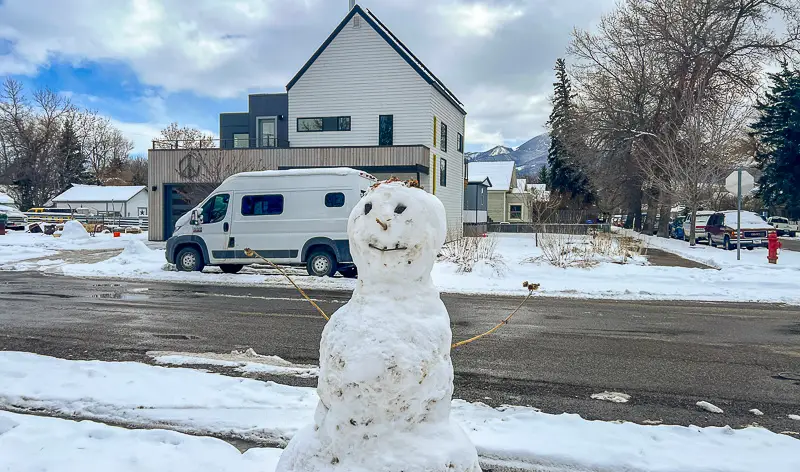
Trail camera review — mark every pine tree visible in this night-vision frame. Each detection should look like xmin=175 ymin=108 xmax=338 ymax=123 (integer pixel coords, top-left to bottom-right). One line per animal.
xmin=546 ymin=58 xmax=594 ymax=203
xmin=751 ymin=64 xmax=800 ymax=218
xmin=538 ymin=165 xmax=549 ymax=186
xmin=56 ymin=119 xmax=93 ymax=193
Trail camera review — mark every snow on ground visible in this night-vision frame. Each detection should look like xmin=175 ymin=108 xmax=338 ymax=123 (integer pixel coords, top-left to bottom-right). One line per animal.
xmin=1 ymin=352 xmax=798 ymax=472
xmin=0 ymin=229 xmax=148 ymax=266
xmin=148 ymin=348 xmax=319 ymax=378
xmin=0 ymin=411 xmax=283 ymax=472
xmin=590 ymin=391 xmax=631 ymax=403
xmin=4 ymin=231 xmax=800 ymax=303
xmin=697 ymin=401 xmax=724 ymax=414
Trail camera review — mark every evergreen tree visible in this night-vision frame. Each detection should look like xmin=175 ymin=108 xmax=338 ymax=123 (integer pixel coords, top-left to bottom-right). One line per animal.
xmin=751 ymin=64 xmax=800 ymax=218
xmin=56 ymin=119 xmax=93 ymax=193
xmin=538 ymin=165 xmax=549 ymax=186
xmin=546 ymin=58 xmax=594 ymax=203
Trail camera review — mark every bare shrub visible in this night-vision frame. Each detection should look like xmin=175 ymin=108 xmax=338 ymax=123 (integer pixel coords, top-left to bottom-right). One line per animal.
xmin=440 ymin=234 xmax=505 ymax=275
xmin=530 ymin=230 xmax=648 ymax=268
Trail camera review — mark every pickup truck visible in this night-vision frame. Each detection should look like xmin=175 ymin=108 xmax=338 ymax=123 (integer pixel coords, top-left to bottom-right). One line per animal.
xmin=767 ymin=216 xmax=798 ymax=237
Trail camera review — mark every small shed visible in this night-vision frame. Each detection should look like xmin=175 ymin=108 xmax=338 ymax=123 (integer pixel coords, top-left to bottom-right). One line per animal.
xmin=464 ymin=176 xmax=491 ymax=236
xmin=51 ymin=185 xmax=148 ymax=217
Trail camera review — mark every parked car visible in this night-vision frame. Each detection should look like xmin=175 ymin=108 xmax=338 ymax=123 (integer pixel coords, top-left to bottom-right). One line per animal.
xmin=706 ymin=211 xmax=774 ymax=250
xmin=682 ymin=210 xmax=714 ymax=243
xmin=767 ymin=216 xmax=798 ymax=237
xmin=0 ymin=204 xmax=28 ymax=230
xmin=165 ymin=167 xmax=377 ymax=277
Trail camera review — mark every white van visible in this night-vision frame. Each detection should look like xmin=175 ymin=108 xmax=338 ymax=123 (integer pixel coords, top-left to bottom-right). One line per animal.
xmin=165 ymin=168 xmax=377 ymax=276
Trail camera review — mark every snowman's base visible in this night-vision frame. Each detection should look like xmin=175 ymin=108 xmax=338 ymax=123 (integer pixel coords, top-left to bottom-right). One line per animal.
xmin=276 ymin=420 xmax=481 ymax=472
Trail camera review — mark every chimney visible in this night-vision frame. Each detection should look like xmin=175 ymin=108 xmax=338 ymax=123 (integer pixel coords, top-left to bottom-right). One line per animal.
xmin=349 ymin=0 xmax=355 ymax=10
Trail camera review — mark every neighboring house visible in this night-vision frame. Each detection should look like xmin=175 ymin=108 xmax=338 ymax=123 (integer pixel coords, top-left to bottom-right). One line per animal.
xmin=52 ymin=185 xmax=148 ymax=217
xmin=464 ymin=176 xmax=491 ymax=224
xmin=149 ymin=3 xmax=466 ymax=241
xmin=467 ymin=161 xmax=517 ymax=222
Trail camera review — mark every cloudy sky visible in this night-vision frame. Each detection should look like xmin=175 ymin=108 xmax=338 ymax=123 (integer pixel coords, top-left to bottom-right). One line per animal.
xmin=0 ymin=0 xmax=615 ymax=154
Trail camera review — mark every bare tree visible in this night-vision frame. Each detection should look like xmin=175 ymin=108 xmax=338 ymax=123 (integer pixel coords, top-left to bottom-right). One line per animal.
xmin=155 ymin=122 xmax=214 ymax=149
xmin=638 ymin=92 xmax=750 ymax=245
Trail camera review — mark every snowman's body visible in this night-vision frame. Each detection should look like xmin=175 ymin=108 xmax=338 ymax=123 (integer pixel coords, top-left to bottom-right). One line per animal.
xmin=277 ymin=182 xmax=481 ymax=472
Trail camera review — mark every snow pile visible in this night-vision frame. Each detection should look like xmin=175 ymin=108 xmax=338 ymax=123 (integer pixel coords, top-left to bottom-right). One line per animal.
xmin=58 ymin=220 xmax=91 ymax=240
xmin=62 ymin=240 xmax=167 ymax=276
xmin=591 ymin=391 xmax=631 ymax=403
xmin=2 ymin=352 xmax=799 ymax=472
xmin=697 ymin=401 xmax=724 ymax=414
xmin=278 ymin=182 xmax=481 ymax=471
xmin=0 ymin=411 xmax=282 ymax=472
xmin=149 ymin=348 xmax=318 ymax=378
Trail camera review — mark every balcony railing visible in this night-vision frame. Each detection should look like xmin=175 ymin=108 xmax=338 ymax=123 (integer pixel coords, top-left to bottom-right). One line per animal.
xmin=151 ymin=137 xmax=290 ymax=150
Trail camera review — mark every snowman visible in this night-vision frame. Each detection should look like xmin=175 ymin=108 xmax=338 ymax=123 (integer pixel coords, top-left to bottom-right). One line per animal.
xmin=276 ymin=180 xmax=481 ymax=472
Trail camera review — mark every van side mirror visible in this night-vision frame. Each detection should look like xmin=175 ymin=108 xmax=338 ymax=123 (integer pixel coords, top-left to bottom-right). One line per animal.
xmin=190 ymin=210 xmax=200 ymax=226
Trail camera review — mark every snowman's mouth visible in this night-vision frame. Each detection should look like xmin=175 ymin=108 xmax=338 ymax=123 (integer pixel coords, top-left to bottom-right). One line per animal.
xmin=369 ymin=244 xmax=408 ymax=252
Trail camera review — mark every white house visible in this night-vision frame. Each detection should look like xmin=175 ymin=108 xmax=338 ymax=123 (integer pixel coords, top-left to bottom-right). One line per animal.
xmin=286 ymin=3 xmax=467 ymax=234
xmin=52 ymin=185 xmax=148 ymax=217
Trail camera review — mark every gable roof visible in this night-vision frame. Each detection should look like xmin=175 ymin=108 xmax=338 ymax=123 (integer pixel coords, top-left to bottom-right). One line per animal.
xmin=467 ymin=175 xmax=492 ymax=187
xmin=52 ymin=185 xmax=147 ymax=203
xmin=285 ymin=4 xmax=466 ymax=115
xmin=467 ymin=161 xmax=516 ymax=191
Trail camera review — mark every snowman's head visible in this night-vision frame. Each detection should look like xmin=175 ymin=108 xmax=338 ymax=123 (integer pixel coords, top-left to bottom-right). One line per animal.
xmin=348 ymin=181 xmax=446 ymax=282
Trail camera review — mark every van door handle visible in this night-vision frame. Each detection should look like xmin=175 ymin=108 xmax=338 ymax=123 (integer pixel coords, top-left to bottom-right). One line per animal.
xmin=223 ymin=222 xmax=229 ymax=232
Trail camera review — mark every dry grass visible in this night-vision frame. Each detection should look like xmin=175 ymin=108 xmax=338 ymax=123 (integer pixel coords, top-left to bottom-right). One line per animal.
xmin=530 ymin=231 xmax=648 ymax=268
xmin=440 ymin=234 xmax=506 ymax=275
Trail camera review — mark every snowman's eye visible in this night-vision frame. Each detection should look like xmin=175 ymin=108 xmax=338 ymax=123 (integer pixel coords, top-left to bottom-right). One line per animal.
xmin=394 ymin=204 xmax=406 ymax=214
xmin=364 ymin=202 xmax=372 ymax=215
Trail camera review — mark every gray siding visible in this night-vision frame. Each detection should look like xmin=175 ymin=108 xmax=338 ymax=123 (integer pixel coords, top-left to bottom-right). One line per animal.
xmin=464 ymin=184 xmax=488 ymax=211
xmin=219 ymin=113 xmax=248 ymax=149
xmin=148 ymin=146 xmax=431 ymax=240
xmin=249 ymin=94 xmax=289 ymax=147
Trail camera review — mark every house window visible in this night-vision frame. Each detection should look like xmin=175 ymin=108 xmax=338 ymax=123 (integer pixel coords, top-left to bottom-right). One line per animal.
xmin=241 ymin=194 xmax=284 ymax=216
xmin=440 ymin=122 xmax=447 ymax=152
xmin=201 ymin=194 xmax=230 ymax=224
xmin=258 ymin=117 xmax=277 ymax=147
xmin=379 ymin=115 xmax=393 ymax=146
xmin=510 ymin=205 xmax=522 ymax=220
xmin=297 ymin=117 xmax=351 ymax=132
xmin=325 ymin=192 xmax=345 ymax=208
xmin=233 ymin=133 xmax=249 ymax=148
xmin=457 ymin=132 xmax=463 ymax=153
xmin=439 ymin=158 xmax=447 ymax=187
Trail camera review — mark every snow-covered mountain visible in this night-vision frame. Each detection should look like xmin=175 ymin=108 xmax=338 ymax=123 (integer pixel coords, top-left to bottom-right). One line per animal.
xmin=465 ymin=133 xmax=550 ymax=176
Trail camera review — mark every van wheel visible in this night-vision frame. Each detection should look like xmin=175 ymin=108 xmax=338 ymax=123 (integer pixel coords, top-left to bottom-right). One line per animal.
xmin=220 ymin=264 xmax=243 ymax=274
xmin=338 ymin=267 xmax=358 ymax=278
xmin=307 ymin=249 xmax=337 ymax=277
xmin=176 ymin=247 xmax=204 ymax=272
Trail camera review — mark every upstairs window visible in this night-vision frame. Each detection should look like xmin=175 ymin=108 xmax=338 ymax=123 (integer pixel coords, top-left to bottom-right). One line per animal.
xmin=457 ymin=132 xmax=463 ymax=153
xmin=379 ymin=115 xmax=393 ymax=146
xmin=297 ymin=117 xmax=351 ymax=132
xmin=233 ymin=133 xmax=249 ymax=148
xmin=439 ymin=158 xmax=447 ymax=187
xmin=440 ymin=122 xmax=447 ymax=152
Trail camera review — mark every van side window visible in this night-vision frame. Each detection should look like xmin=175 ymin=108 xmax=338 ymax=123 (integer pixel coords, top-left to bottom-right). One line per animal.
xmin=242 ymin=194 xmax=284 ymax=216
xmin=325 ymin=192 xmax=345 ymax=208
xmin=201 ymin=194 xmax=229 ymax=224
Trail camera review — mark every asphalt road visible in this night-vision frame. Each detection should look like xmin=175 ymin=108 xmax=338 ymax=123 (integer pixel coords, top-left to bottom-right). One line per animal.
xmin=1 ymin=272 xmax=798 ymax=434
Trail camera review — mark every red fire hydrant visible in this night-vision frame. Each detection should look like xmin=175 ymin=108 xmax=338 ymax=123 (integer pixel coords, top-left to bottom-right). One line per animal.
xmin=768 ymin=232 xmax=781 ymax=264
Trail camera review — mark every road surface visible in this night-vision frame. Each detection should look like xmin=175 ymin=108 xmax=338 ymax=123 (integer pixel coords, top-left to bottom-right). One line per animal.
xmin=1 ymin=272 xmax=798 ymax=434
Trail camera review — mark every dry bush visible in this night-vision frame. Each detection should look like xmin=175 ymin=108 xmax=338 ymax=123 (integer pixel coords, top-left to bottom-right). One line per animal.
xmin=440 ymin=234 xmax=505 ymax=275
xmin=530 ymin=231 xmax=648 ymax=268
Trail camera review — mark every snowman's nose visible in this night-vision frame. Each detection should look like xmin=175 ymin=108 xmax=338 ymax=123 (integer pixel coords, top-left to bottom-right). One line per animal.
xmin=375 ymin=218 xmax=388 ymax=231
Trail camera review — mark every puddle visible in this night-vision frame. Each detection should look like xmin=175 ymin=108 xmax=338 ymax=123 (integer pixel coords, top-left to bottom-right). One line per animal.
xmin=15 ymin=291 xmax=75 ymax=299
xmin=152 ymin=333 xmax=201 ymax=340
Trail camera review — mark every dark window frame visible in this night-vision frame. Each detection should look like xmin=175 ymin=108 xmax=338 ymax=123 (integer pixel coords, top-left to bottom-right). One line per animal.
xmin=440 ymin=122 xmax=448 ymax=152
xmin=439 ymin=158 xmax=447 ymax=187
xmin=457 ymin=132 xmax=463 ymax=153
xmin=241 ymin=194 xmax=284 ymax=216
xmin=297 ymin=116 xmax=351 ymax=132
xmin=325 ymin=192 xmax=346 ymax=208
xmin=379 ymin=115 xmax=394 ymax=146
xmin=201 ymin=194 xmax=230 ymax=224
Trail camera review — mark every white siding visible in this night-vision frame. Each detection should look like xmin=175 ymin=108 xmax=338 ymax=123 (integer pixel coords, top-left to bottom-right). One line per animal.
xmin=429 ymin=87 xmax=466 ymax=238
xmin=288 ymin=14 xmax=431 ymax=147
xmin=52 ymin=190 xmax=148 ymax=217
xmin=127 ymin=190 xmax=149 ymax=217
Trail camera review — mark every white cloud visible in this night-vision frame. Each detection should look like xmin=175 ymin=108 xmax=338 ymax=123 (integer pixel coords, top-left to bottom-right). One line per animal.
xmin=463 ymin=84 xmax=550 ymax=150
xmin=112 ymin=120 xmax=218 ymax=155
xmin=441 ymin=2 xmax=525 ymax=37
